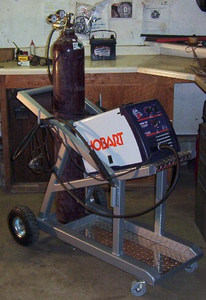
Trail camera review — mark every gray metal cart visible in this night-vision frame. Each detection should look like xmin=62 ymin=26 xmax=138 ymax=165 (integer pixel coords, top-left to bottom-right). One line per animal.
xmin=8 ymin=86 xmax=203 ymax=297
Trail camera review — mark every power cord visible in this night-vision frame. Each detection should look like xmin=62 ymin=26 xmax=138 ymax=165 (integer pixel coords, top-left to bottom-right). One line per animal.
xmin=53 ymin=143 xmax=180 ymax=219
xmin=12 ymin=116 xmax=180 ymax=218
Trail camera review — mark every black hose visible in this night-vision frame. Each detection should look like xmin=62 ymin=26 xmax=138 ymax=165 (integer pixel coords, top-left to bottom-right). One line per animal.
xmin=53 ymin=143 xmax=180 ymax=219
xmin=12 ymin=121 xmax=54 ymax=174
xmin=52 ymin=117 xmax=116 ymax=184
xmin=12 ymin=122 xmax=40 ymax=160
xmin=46 ymin=28 xmax=56 ymax=84
xmin=12 ymin=116 xmax=180 ymax=219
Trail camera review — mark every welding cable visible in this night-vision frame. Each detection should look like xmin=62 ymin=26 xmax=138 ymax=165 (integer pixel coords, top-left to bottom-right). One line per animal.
xmin=12 ymin=121 xmax=54 ymax=174
xmin=53 ymin=143 xmax=180 ymax=219
xmin=48 ymin=117 xmax=154 ymax=183
xmin=43 ymin=117 xmax=156 ymax=187
xmin=13 ymin=116 xmax=109 ymax=179
xmin=68 ymin=147 xmax=151 ymax=182
xmin=28 ymin=125 xmax=54 ymax=174
xmin=48 ymin=120 xmax=150 ymax=184
xmin=12 ymin=122 xmax=41 ymax=161
xmin=50 ymin=125 xmax=106 ymax=182
xmin=12 ymin=117 xmax=180 ymax=217
xmin=49 ymin=117 xmax=117 ymax=184
xmin=12 ymin=117 xmax=100 ymax=177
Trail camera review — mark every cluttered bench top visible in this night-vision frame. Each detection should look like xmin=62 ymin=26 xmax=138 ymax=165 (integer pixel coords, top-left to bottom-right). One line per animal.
xmin=1 ymin=54 xmax=205 ymax=92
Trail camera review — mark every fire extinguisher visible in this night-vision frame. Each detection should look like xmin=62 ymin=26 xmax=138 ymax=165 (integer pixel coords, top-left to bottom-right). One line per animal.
xmin=47 ymin=11 xmax=86 ymax=223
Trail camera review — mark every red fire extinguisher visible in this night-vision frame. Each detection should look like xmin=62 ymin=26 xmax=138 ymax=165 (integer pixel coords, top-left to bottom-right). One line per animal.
xmin=48 ymin=12 xmax=86 ymax=223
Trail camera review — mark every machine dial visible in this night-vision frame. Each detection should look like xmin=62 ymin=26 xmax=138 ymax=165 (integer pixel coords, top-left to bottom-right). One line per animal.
xmin=153 ymin=105 xmax=159 ymax=113
xmin=145 ymin=106 xmax=153 ymax=115
xmin=150 ymin=119 xmax=160 ymax=128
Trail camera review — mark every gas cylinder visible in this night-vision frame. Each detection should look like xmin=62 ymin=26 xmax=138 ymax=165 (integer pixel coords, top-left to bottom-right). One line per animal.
xmin=52 ymin=28 xmax=86 ymax=223
xmin=53 ymin=28 xmax=85 ymax=119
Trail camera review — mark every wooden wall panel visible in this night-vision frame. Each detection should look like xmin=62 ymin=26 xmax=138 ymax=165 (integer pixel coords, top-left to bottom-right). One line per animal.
xmin=85 ymin=73 xmax=191 ymax=121
xmin=5 ymin=75 xmax=51 ymax=89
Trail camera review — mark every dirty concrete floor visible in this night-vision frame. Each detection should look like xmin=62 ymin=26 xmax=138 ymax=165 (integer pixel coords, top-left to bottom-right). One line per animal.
xmin=0 ymin=165 xmax=205 ymax=300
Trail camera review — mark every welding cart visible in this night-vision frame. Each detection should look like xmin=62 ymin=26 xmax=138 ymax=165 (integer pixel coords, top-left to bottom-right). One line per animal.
xmin=7 ymin=86 xmax=203 ymax=297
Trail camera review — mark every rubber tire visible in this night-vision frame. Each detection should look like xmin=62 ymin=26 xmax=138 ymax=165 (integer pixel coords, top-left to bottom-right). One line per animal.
xmin=196 ymin=0 xmax=206 ymax=11
xmin=8 ymin=206 xmax=39 ymax=246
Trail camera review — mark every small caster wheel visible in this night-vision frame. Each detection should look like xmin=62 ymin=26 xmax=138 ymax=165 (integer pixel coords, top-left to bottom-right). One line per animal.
xmin=185 ymin=262 xmax=198 ymax=273
xmin=131 ymin=280 xmax=146 ymax=297
xmin=8 ymin=206 xmax=39 ymax=246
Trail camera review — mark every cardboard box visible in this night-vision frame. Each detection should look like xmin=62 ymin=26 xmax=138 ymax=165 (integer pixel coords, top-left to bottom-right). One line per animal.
xmin=0 ymin=48 xmax=15 ymax=61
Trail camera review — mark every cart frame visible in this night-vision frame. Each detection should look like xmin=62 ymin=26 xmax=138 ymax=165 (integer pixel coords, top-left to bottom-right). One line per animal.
xmin=14 ymin=86 xmax=203 ymax=295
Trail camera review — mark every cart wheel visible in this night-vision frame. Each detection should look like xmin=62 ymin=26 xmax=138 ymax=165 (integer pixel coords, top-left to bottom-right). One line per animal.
xmin=131 ymin=280 xmax=146 ymax=297
xmin=185 ymin=262 xmax=198 ymax=273
xmin=8 ymin=206 xmax=39 ymax=246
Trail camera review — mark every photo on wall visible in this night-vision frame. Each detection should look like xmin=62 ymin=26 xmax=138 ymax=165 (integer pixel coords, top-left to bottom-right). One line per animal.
xmin=111 ymin=2 xmax=133 ymax=18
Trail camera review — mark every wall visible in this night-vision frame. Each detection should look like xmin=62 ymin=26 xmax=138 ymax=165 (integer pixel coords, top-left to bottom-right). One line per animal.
xmin=0 ymin=0 xmax=206 ymax=49
xmin=142 ymin=0 xmax=206 ymax=36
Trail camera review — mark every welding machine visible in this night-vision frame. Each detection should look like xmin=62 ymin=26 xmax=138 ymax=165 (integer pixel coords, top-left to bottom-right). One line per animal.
xmin=74 ymin=99 xmax=180 ymax=173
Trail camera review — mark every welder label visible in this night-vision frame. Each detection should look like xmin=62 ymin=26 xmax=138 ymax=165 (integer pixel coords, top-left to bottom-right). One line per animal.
xmin=74 ymin=108 xmax=143 ymax=173
xmin=89 ymin=132 xmax=124 ymax=151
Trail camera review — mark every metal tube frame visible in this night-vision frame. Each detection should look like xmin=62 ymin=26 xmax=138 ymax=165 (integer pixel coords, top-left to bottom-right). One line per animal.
xmin=17 ymin=87 xmax=203 ymax=287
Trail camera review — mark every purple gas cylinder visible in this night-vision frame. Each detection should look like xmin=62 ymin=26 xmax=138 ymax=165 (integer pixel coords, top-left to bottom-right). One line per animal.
xmin=52 ymin=28 xmax=86 ymax=223
xmin=53 ymin=28 xmax=85 ymax=119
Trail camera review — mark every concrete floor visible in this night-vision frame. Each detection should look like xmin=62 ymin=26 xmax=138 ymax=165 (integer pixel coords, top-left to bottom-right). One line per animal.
xmin=0 ymin=164 xmax=205 ymax=300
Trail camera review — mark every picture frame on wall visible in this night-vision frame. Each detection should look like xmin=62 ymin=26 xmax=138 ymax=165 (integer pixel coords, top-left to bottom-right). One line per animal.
xmin=111 ymin=1 xmax=133 ymax=18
